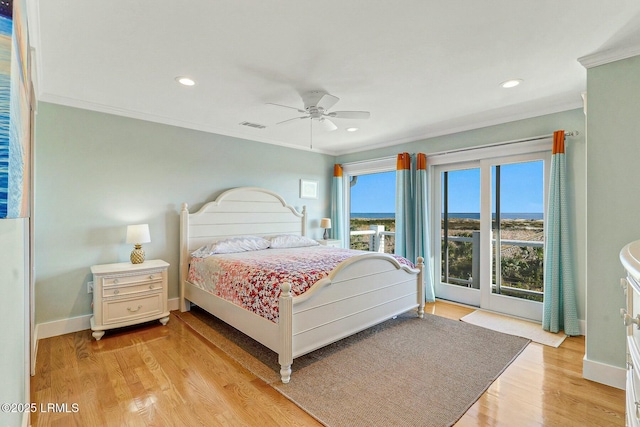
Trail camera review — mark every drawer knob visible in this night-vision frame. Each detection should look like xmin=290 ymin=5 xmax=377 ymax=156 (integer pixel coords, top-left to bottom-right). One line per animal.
xmin=149 ymin=275 xmax=154 ymax=280
xmin=127 ymin=305 xmax=142 ymax=313
xmin=623 ymin=311 xmax=640 ymax=329
xmin=113 ymin=279 xmax=119 ymax=284
xmin=149 ymin=284 xmax=154 ymax=290
xmin=113 ymin=289 xmax=119 ymax=295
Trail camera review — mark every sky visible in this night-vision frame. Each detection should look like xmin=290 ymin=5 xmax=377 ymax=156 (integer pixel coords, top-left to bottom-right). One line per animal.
xmin=349 ymin=161 xmax=544 ymax=214
xmin=350 ymin=171 xmax=396 ymax=213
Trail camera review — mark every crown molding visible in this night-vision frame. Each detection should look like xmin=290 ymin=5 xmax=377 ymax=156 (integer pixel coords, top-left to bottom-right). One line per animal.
xmin=37 ymin=93 xmax=338 ymax=155
xmin=578 ymin=44 xmax=640 ymax=69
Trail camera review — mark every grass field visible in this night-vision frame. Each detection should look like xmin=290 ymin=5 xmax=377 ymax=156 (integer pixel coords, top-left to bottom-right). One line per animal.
xmin=350 ymin=217 xmax=543 ymax=250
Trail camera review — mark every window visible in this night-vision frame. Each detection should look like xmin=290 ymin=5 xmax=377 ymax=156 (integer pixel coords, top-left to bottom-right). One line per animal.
xmin=350 ymin=171 xmax=396 ymax=252
xmin=342 ymin=157 xmax=396 ymax=254
xmin=491 ymin=161 xmax=545 ymax=302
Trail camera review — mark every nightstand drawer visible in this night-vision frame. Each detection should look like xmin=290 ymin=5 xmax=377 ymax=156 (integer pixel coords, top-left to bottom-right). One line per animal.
xmin=101 ymin=271 xmax=164 ymax=287
xmin=103 ymin=293 xmax=163 ymax=325
xmin=102 ymin=278 xmax=163 ymax=298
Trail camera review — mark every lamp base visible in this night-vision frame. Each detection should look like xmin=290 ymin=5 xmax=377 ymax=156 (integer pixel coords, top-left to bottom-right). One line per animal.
xmin=130 ymin=245 xmax=145 ymax=264
xmin=323 ymin=229 xmax=329 ymax=240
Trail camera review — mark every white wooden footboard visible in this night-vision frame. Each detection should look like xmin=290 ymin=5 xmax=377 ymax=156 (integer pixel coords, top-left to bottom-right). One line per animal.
xmin=278 ymin=254 xmax=424 ymax=383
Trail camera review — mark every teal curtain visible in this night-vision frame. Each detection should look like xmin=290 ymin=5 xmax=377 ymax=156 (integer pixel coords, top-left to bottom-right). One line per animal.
xmin=330 ymin=164 xmax=345 ymax=247
xmin=395 ymin=153 xmax=413 ymax=259
xmin=395 ymin=153 xmax=435 ymax=302
xmin=543 ymin=131 xmax=579 ymax=335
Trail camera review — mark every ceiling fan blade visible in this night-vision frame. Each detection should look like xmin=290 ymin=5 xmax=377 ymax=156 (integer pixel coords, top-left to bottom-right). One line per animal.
xmin=277 ymin=116 xmax=308 ymax=125
xmin=316 ymin=93 xmax=340 ymax=111
xmin=327 ymin=111 xmax=370 ymax=119
xmin=266 ymin=102 xmax=306 ymax=113
xmin=318 ymin=118 xmax=338 ymax=131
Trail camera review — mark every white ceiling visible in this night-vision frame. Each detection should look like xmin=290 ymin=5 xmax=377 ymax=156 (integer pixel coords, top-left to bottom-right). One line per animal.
xmin=28 ymin=1 xmax=640 ymax=155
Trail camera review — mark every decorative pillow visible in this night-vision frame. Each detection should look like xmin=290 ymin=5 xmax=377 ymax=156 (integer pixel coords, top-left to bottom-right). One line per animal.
xmin=191 ymin=235 xmax=270 ymax=257
xmin=268 ymin=234 xmax=319 ymax=248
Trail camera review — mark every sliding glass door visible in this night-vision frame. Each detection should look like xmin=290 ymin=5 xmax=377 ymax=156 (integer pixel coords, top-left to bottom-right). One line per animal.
xmin=436 ymin=163 xmax=482 ymax=307
xmin=433 ymin=151 xmax=550 ymax=321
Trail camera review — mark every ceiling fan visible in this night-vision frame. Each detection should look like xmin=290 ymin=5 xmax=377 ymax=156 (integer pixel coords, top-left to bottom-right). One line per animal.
xmin=268 ymin=91 xmax=370 ymax=131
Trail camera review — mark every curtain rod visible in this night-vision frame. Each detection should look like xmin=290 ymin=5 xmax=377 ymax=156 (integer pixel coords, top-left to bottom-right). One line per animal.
xmin=341 ymin=130 xmax=580 ymax=168
xmin=429 ymin=130 xmax=580 ymax=157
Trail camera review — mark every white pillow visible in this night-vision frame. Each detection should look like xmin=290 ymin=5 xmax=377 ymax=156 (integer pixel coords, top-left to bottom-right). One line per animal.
xmin=191 ymin=236 xmax=270 ymax=257
xmin=269 ymin=234 xmax=319 ymax=249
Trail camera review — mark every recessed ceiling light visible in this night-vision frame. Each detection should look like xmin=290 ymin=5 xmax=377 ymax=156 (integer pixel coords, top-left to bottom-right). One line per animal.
xmin=346 ymin=127 xmax=359 ymax=132
xmin=175 ymin=76 xmax=196 ymax=86
xmin=500 ymin=79 xmax=523 ymax=88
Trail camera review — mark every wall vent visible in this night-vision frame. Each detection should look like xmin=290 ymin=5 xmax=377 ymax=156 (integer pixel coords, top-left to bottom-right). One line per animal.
xmin=239 ymin=121 xmax=266 ymax=129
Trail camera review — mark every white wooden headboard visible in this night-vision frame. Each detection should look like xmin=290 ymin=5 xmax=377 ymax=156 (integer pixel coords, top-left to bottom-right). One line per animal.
xmin=179 ymin=187 xmax=307 ymax=298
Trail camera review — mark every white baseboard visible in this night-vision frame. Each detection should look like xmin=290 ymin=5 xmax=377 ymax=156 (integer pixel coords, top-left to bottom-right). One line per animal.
xmin=577 ymin=319 xmax=586 ymax=336
xmin=36 ymin=313 xmax=92 ymax=340
xmin=583 ymin=356 xmax=626 ymax=390
xmin=35 ymin=297 xmax=181 ymax=340
xmin=167 ymin=297 xmax=179 ymax=312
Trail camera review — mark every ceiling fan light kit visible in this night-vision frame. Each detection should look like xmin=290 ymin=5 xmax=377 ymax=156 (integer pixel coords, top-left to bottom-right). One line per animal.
xmin=269 ymin=91 xmax=370 ymax=132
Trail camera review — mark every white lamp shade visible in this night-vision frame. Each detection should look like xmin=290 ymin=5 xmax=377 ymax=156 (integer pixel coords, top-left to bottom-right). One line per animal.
xmin=126 ymin=224 xmax=151 ymax=244
xmin=320 ymin=218 xmax=332 ymax=229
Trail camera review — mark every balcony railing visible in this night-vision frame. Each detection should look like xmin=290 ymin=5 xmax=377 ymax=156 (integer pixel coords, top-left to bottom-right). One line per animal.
xmin=444 ymin=232 xmax=543 ymax=300
xmin=350 ymin=225 xmax=394 ymax=253
xmin=350 ymin=225 xmax=544 ymax=300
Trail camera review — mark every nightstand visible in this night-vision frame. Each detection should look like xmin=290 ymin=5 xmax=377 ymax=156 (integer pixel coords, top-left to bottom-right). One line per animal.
xmin=90 ymin=259 xmax=170 ymax=340
xmin=316 ymin=239 xmax=342 ymax=248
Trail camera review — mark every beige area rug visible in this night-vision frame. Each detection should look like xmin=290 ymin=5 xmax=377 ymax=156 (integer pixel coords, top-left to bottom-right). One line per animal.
xmin=461 ymin=310 xmax=567 ymax=348
xmin=175 ymin=307 xmax=529 ymax=427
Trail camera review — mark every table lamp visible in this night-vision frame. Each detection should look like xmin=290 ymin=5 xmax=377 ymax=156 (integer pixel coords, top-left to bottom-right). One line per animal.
xmin=320 ymin=218 xmax=331 ymax=240
xmin=126 ymin=224 xmax=151 ymax=264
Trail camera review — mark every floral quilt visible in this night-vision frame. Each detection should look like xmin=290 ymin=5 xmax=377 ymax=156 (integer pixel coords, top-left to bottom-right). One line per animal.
xmin=188 ymin=247 xmax=414 ymax=323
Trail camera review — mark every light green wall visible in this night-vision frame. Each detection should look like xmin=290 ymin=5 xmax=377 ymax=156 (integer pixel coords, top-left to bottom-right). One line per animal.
xmin=586 ymin=55 xmax=640 ymax=368
xmin=337 ymin=109 xmax=588 ymax=322
xmin=0 ymin=219 xmax=27 ymax=427
xmin=34 ymin=102 xmax=334 ymax=324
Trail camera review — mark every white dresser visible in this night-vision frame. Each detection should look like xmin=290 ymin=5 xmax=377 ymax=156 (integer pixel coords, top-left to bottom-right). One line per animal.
xmin=620 ymin=241 xmax=640 ymax=427
xmin=90 ymin=259 xmax=170 ymax=340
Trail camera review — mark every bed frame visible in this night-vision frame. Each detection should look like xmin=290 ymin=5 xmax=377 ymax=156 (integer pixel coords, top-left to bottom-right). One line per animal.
xmin=179 ymin=187 xmax=424 ymax=383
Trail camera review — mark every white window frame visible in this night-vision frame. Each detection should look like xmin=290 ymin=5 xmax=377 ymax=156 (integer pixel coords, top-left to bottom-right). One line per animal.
xmin=341 ymin=157 xmax=396 ymax=247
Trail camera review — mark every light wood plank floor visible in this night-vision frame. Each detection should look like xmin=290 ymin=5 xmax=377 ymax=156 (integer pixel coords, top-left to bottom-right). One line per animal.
xmin=31 ymin=301 xmax=625 ymax=426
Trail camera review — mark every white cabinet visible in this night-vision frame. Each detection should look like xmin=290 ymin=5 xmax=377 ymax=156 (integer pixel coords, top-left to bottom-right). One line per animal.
xmin=90 ymin=259 xmax=170 ymax=340
xmin=316 ymin=239 xmax=341 ymax=248
xmin=620 ymin=241 xmax=640 ymax=427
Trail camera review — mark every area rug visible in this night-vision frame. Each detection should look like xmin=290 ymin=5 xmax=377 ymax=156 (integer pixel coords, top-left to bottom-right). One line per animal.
xmin=461 ymin=310 xmax=566 ymax=348
xmin=175 ymin=307 xmax=529 ymax=427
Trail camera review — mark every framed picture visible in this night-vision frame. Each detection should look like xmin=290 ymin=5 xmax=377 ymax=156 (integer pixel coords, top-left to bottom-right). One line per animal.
xmin=0 ymin=2 xmax=32 ymax=219
xmin=300 ymin=179 xmax=318 ymax=199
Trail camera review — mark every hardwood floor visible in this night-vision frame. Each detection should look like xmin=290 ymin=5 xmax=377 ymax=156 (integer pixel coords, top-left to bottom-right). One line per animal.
xmin=31 ymin=301 xmax=625 ymax=426
xmin=427 ymin=302 xmax=625 ymax=427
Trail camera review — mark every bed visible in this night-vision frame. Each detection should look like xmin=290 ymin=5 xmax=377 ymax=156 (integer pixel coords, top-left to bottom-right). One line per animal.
xmin=179 ymin=187 xmax=424 ymax=383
